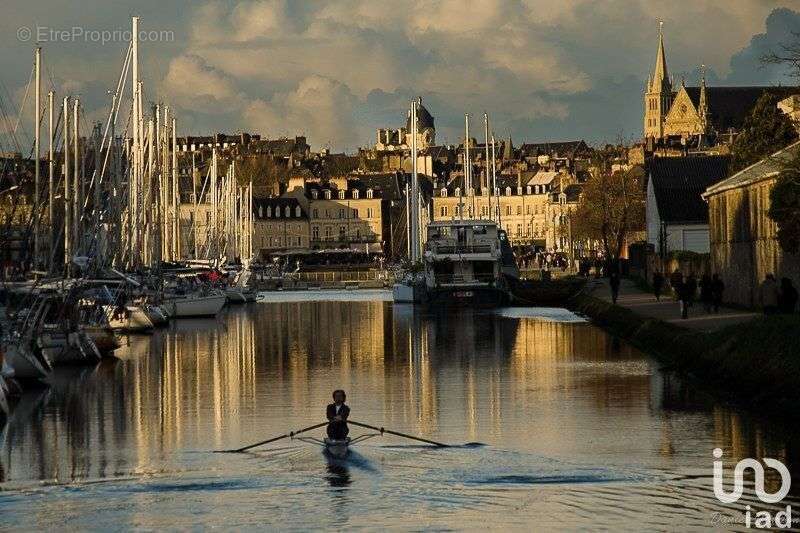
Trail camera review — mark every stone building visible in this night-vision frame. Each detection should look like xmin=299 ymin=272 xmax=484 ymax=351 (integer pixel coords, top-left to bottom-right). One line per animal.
xmin=252 ymin=197 xmax=310 ymax=257
xmin=431 ymin=170 xmax=567 ymax=250
xmin=306 ymin=180 xmax=387 ymax=252
xmin=703 ymin=141 xmax=800 ymax=307
xmin=646 ymin=156 xmax=729 ymax=254
xmin=643 ymin=26 xmax=795 ymax=149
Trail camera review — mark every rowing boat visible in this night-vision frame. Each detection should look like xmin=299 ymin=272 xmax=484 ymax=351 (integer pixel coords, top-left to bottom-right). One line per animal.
xmin=323 ymin=437 xmax=350 ymax=459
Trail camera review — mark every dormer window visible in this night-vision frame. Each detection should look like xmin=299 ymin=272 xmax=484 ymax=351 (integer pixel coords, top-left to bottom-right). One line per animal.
xmin=455 ymin=187 xmax=461 ymax=197
xmin=275 ymin=207 xmax=281 ymax=218
xmin=440 ymin=188 xmax=448 ymax=198
xmin=338 ymin=190 xmax=345 ymax=200
xmin=266 ymin=206 xmax=272 ymax=218
xmin=516 ymin=186 xmax=522 ymax=195
xmin=526 ymin=186 xmax=531 ymax=195
xmin=324 ymin=190 xmax=332 ymax=200
xmin=295 ymin=206 xmax=301 ymax=217
xmin=505 ymin=187 xmax=512 ymax=196
xmin=352 ymin=189 xmax=359 ymax=200
xmin=482 ymin=187 xmax=489 ymax=196
xmin=258 ymin=205 xmax=263 ymax=218
xmin=366 ymin=189 xmax=373 ymax=199
xmin=311 ymin=190 xmax=319 ymax=199
xmin=285 ymin=205 xmax=291 ymax=217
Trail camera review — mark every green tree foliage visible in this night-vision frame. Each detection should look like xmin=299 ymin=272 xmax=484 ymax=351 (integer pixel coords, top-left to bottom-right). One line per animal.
xmin=729 ymin=93 xmax=798 ymax=173
xmin=571 ymin=165 xmax=646 ymax=261
xmin=769 ymin=151 xmax=800 ymax=254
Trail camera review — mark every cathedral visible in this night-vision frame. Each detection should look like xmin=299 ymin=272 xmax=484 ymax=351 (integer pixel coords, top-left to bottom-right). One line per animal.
xmin=643 ymin=26 xmax=796 ymax=148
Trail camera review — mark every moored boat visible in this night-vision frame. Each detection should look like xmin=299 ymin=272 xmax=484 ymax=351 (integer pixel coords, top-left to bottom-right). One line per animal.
xmin=165 ymin=291 xmax=227 ymax=318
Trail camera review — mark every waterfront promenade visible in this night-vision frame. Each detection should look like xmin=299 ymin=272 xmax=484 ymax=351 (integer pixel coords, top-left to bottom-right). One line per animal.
xmin=589 ymin=277 xmax=759 ymax=332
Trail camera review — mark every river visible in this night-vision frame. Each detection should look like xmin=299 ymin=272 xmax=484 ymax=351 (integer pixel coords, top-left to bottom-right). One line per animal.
xmin=1 ymin=295 xmax=798 ymax=530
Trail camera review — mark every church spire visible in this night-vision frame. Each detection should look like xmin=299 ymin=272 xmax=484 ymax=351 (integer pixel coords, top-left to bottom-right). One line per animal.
xmin=699 ymin=64 xmax=708 ymax=125
xmin=651 ymin=21 xmax=671 ymax=93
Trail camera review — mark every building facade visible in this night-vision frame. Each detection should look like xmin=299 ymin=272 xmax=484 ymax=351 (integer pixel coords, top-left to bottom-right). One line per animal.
xmin=703 ymin=142 xmax=800 ymax=307
xmin=307 ymin=181 xmax=386 ymax=252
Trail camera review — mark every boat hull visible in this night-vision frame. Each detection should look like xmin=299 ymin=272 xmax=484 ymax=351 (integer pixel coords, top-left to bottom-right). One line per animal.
xmin=324 ymin=437 xmax=350 ymax=459
xmin=103 ymin=306 xmax=154 ymax=332
xmin=168 ymin=293 xmax=227 ymax=318
xmin=425 ymin=286 xmax=510 ymax=309
xmin=0 ymin=342 xmax=51 ymax=382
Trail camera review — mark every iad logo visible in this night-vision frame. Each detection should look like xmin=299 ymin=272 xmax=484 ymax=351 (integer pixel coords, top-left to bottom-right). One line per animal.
xmin=713 ymin=448 xmax=793 ymax=529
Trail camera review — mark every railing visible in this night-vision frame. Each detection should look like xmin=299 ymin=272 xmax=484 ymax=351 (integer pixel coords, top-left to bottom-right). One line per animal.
xmin=427 ymin=243 xmax=493 ymax=254
xmin=434 ymin=273 xmax=495 ymax=285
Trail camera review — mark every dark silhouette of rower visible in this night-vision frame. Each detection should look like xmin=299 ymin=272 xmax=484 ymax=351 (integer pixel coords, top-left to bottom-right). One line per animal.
xmin=326 ymin=390 xmax=350 ymax=440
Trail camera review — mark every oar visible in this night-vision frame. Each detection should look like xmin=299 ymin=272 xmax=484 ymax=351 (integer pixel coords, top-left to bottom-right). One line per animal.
xmin=348 ymin=420 xmax=449 ymax=448
xmin=218 ymin=421 xmax=328 ymax=453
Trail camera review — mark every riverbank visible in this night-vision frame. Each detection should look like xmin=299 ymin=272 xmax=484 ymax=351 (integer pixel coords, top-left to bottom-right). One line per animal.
xmin=569 ymin=280 xmax=800 ymax=416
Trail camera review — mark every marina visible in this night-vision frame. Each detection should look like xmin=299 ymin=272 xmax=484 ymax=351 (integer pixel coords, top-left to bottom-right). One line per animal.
xmin=2 ymin=299 xmax=800 ymax=529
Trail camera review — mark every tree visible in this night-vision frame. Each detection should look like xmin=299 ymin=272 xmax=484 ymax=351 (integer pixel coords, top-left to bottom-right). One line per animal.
xmin=769 ymin=150 xmax=800 ymax=254
xmin=571 ymin=165 xmax=646 ymax=262
xmin=729 ymin=92 xmax=798 ymax=173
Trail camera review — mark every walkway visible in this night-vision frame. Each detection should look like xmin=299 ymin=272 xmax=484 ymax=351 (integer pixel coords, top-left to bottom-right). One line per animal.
xmin=589 ymin=278 xmax=760 ymax=332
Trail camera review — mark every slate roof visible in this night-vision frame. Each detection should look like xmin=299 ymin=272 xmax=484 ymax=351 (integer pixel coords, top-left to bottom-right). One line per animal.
xmin=519 ymin=140 xmax=590 ymax=159
xmin=683 ymin=86 xmax=797 ymax=133
xmin=703 ymin=141 xmax=800 ymax=197
xmin=406 ymin=100 xmax=435 ymax=131
xmin=649 ymin=155 xmax=730 ymax=224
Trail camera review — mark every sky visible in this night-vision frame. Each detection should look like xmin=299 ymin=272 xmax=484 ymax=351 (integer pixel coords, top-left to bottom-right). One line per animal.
xmin=1 ymin=1 xmax=800 ymax=153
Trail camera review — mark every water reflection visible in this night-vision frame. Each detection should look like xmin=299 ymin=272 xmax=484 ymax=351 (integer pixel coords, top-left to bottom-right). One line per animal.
xmin=1 ymin=301 xmax=798 ymax=528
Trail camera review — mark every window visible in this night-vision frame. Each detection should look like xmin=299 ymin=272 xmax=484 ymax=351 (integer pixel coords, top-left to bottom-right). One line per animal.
xmin=506 ymin=206 xmax=512 ymax=216
xmin=440 ymin=206 xmax=448 ymax=217
xmin=258 ymin=205 xmax=263 ymax=218
xmin=526 ymin=205 xmax=531 ymax=215
xmin=325 ymin=209 xmax=330 ymax=218
xmin=455 ymin=187 xmax=461 ymax=197
xmin=285 ymin=206 xmax=291 ymax=217
xmin=324 ymin=190 xmax=331 ymax=200
xmin=339 ymin=225 xmax=346 ymax=239
xmin=275 ymin=208 xmax=280 ymax=218
xmin=312 ymin=226 xmax=320 ymax=240
xmin=455 ymin=205 xmax=460 ymax=216
xmin=338 ymin=209 xmax=344 ymax=219
xmin=296 ymin=236 xmax=302 ymax=246
xmin=311 ymin=190 xmax=318 ymax=199
xmin=505 ymin=187 xmax=512 ymax=196
xmin=481 ymin=206 xmax=488 ymax=216
xmin=353 ymin=209 xmax=359 ymax=219
xmin=338 ymin=190 xmax=346 ymax=200
xmin=516 ymin=224 xmax=522 ymax=236
xmin=324 ymin=226 xmax=332 ymax=239
xmin=440 ymin=188 xmax=448 ymax=197
xmin=517 ymin=205 xmax=522 ymax=215
xmin=313 ymin=209 xmax=318 ymax=218
xmin=366 ymin=189 xmax=373 ymax=199
xmin=266 ymin=206 xmax=272 ymax=217
xmin=366 ymin=207 xmax=374 ymax=218
xmin=526 ymin=186 xmax=531 ymax=195
xmin=295 ymin=206 xmax=301 ymax=217
xmin=353 ymin=189 xmax=359 ymax=199
xmin=356 ymin=229 xmax=361 ymax=239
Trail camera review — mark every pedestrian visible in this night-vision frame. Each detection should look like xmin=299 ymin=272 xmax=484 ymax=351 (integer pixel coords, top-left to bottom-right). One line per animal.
xmin=609 ymin=270 xmax=621 ymax=304
xmin=759 ymin=274 xmax=779 ymax=315
xmin=711 ymin=274 xmax=725 ymax=313
xmin=699 ymin=273 xmax=713 ymax=313
xmin=679 ymin=274 xmax=697 ymax=319
xmin=652 ymin=270 xmax=664 ymax=301
xmin=779 ymin=277 xmax=798 ymax=314
xmin=669 ymin=269 xmax=683 ymax=301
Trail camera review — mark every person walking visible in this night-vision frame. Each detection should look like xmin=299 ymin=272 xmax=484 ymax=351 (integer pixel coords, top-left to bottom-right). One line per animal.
xmin=759 ymin=274 xmax=779 ymax=315
xmin=609 ymin=270 xmax=621 ymax=304
xmin=652 ymin=271 xmax=664 ymax=301
xmin=711 ymin=274 xmax=725 ymax=313
xmin=680 ymin=274 xmax=697 ymax=319
xmin=779 ymin=278 xmax=798 ymax=314
xmin=669 ymin=269 xmax=683 ymax=301
xmin=699 ymin=273 xmax=713 ymax=314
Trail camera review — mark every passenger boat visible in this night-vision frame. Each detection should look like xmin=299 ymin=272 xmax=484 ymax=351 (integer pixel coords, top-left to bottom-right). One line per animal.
xmin=422 ymin=220 xmax=515 ymax=308
xmin=323 ymin=437 xmax=351 ymax=459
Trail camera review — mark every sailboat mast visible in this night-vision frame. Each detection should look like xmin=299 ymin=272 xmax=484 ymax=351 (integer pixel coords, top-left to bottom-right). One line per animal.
xmin=48 ymin=90 xmax=54 ymax=272
xmin=63 ymin=96 xmax=71 ymax=273
xmin=410 ymin=98 xmax=419 ymax=262
xmin=73 ymin=98 xmax=80 ymax=256
xmin=33 ymin=47 xmax=41 ymax=269
xmin=491 ymin=134 xmax=498 ymax=224
xmin=172 ymin=116 xmax=178 ymax=261
xmin=464 ymin=113 xmax=471 ymax=219
xmin=483 ymin=113 xmax=490 ymax=221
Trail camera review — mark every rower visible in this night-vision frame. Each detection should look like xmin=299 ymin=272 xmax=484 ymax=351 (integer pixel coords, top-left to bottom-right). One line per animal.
xmin=326 ymin=390 xmax=350 ymax=440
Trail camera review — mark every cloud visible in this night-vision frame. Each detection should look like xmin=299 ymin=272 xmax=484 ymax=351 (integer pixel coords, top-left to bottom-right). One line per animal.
xmin=727 ymin=7 xmax=800 ymax=84
xmin=1 ymin=1 xmax=799 ymax=151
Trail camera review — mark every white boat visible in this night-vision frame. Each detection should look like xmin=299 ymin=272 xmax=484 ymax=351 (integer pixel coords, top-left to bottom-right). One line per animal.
xmin=166 ymin=291 xmax=227 ymax=318
xmin=0 ymin=341 xmax=51 ymax=382
xmin=225 ymin=287 xmax=248 ymax=304
xmin=324 ymin=437 xmax=350 ymax=459
xmin=103 ymin=305 xmax=154 ymax=332
xmin=37 ymin=331 xmax=102 ymax=366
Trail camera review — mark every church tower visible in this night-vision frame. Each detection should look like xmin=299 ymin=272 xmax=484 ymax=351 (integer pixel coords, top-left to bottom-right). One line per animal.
xmin=644 ymin=22 xmax=673 ymax=141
